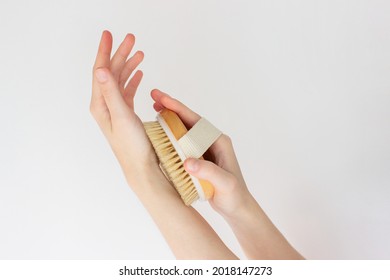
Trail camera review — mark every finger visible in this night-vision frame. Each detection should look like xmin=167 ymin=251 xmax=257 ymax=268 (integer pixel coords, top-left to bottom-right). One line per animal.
xmin=184 ymin=158 xmax=237 ymax=194
xmin=150 ymin=89 xmax=200 ymax=127
xmin=95 ymin=67 xmax=130 ymax=120
xmin=123 ymin=70 xmax=143 ymax=108
xmin=119 ymin=51 xmax=144 ymax=89
xmin=93 ymin=30 xmax=113 ymax=71
xmin=110 ymin=33 xmax=135 ymax=80
xmin=153 ymin=102 xmax=164 ymax=112
xmin=209 ymin=135 xmax=243 ymax=177
xmin=91 ymin=30 xmax=113 ymax=129
xmin=92 ymin=30 xmax=113 ymax=101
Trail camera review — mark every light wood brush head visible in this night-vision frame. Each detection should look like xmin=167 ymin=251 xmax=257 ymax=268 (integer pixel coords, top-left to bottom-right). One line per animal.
xmin=143 ymin=109 xmax=214 ymax=205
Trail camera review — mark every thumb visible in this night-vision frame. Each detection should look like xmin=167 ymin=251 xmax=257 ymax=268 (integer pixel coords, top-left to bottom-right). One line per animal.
xmin=184 ymin=158 xmax=237 ymax=194
xmin=95 ymin=67 xmax=129 ymax=119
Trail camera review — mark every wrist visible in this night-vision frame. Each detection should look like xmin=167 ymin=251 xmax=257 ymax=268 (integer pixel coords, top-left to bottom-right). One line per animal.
xmin=221 ymin=191 xmax=264 ymax=223
xmin=124 ymin=163 xmax=179 ymax=198
xmin=118 ymin=153 xmax=159 ymax=184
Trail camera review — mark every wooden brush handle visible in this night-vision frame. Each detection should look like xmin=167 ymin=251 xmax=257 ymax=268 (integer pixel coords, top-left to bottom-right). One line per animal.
xmin=159 ymin=109 xmax=215 ymax=200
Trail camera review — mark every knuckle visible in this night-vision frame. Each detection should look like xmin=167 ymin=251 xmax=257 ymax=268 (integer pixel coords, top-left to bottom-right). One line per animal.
xmin=222 ymin=134 xmax=232 ymax=143
xmin=220 ymin=134 xmax=233 ymax=147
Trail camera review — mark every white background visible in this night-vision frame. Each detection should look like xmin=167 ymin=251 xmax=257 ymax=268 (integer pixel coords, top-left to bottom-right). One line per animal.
xmin=0 ymin=0 xmax=389 ymax=259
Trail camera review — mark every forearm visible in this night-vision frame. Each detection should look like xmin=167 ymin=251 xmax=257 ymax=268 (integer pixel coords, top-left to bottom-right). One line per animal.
xmin=223 ymin=194 xmax=304 ymax=260
xmin=127 ymin=170 xmax=238 ymax=260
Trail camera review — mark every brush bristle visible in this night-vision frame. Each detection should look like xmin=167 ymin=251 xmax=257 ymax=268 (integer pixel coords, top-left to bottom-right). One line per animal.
xmin=143 ymin=121 xmax=199 ymax=205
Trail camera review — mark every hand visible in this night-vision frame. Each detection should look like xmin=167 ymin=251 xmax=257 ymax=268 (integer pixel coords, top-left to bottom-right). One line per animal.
xmin=151 ymin=89 xmax=253 ymax=217
xmin=90 ymin=30 xmax=159 ymax=187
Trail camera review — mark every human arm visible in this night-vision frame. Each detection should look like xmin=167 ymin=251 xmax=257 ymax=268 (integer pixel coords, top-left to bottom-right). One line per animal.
xmin=90 ymin=31 xmax=237 ymax=259
xmin=151 ymin=90 xmax=304 ymax=259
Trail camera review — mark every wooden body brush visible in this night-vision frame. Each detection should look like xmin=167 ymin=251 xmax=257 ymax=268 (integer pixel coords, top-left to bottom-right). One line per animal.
xmin=143 ymin=109 xmax=222 ymax=205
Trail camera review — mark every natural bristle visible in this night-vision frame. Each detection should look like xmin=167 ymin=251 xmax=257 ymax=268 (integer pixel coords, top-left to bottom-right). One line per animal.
xmin=144 ymin=121 xmax=199 ymax=205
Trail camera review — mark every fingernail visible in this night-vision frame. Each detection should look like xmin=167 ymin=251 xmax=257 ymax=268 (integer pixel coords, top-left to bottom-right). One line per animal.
xmin=95 ymin=69 xmax=108 ymax=83
xmin=158 ymin=90 xmax=170 ymax=97
xmin=186 ymin=158 xmax=199 ymax=172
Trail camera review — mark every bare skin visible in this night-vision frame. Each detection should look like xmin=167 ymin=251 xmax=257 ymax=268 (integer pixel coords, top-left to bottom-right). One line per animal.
xmin=90 ymin=30 xmax=303 ymax=259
